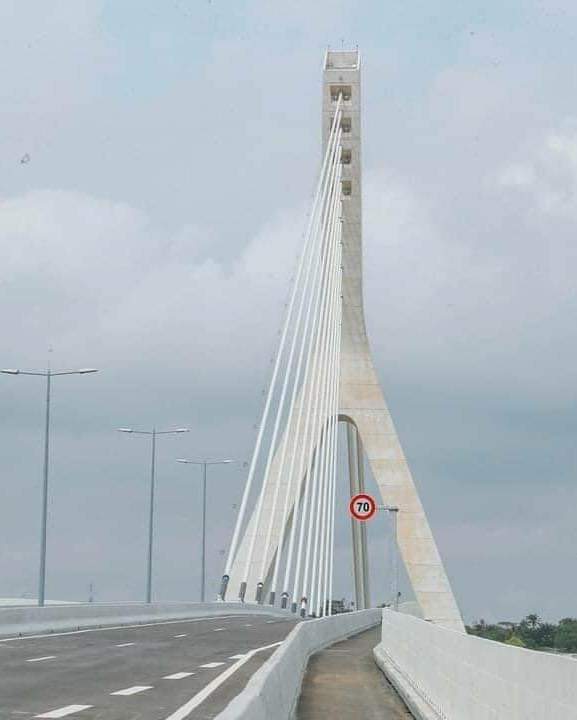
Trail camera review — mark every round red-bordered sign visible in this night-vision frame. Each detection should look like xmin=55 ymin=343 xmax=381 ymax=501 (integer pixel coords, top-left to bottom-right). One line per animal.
xmin=349 ymin=493 xmax=377 ymax=521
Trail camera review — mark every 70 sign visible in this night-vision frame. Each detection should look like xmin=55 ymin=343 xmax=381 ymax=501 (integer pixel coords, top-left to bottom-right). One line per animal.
xmin=349 ymin=493 xmax=377 ymax=521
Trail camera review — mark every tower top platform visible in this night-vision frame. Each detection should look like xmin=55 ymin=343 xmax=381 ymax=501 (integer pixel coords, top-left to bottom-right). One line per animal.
xmin=324 ymin=49 xmax=360 ymax=70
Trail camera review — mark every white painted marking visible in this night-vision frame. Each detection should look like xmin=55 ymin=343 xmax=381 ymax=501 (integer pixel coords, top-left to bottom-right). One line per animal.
xmin=213 ymin=628 xmax=224 ymax=632
xmin=266 ymin=620 xmax=276 ymax=623
xmin=111 ymin=685 xmax=153 ymax=696
xmin=163 ymin=641 xmax=283 ymax=720
xmin=244 ymin=624 xmax=252 ymax=627
xmin=115 ymin=642 xmax=135 ymax=647
xmin=200 ymin=661 xmax=225 ymax=668
xmin=0 ymin=615 xmax=237 ymax=643
xmin=228 ymin=654 xmax=246 ymax=660
xmin=173 ymin=634 xmax=188 ymax=638
xmin=36 ymin=706 xmax=92 ymax=719
xmin=27 ymin=656 xmax=56 ymax=663
xmin=164 ymin=671 xmax=195 ymax=680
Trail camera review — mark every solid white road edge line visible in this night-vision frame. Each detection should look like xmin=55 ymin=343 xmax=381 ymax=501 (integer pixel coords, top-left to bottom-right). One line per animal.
xmin=163 ymin=641 xmax=283 ymax=720
xmin=36 ymin=705 xmax=93 ymax=718
xmin=27 ymin=656 xmax=56 ymax=662
xmin=0 ymin=616 xmax=238 ymax=643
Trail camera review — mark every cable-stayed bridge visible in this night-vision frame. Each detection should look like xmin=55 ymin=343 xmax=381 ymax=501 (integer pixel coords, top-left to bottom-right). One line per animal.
xmin=220 ymin=49 xmax=463 ymax=634
xmin=1 ymin=49 xmax=575 ymax=720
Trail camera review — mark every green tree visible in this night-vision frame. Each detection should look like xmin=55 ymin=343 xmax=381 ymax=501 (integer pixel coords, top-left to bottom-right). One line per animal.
xmin=555 ymin=618 xmax=577 ymax=653
xmin=505 ymin=634 xmax=525 ymax=647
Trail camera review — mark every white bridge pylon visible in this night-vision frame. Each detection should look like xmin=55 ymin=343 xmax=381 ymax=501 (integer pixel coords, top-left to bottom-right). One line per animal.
xmin=220 ymin=50 xmax=465 ymax=632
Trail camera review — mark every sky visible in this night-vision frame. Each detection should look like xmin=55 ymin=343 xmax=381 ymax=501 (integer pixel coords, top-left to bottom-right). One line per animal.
xmin=1 ymin=0 xmax=577 ymax=623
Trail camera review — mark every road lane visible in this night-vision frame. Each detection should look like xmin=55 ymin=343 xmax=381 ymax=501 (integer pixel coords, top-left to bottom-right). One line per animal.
xmin=0 ymin=614 xmax=297 ymax=720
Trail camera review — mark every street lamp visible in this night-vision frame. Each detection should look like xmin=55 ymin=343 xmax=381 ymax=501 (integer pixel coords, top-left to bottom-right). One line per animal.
xmin=117 ymin=426 xmax=189 ymax=603
xmin=1 ymin=367 xmax=99 ymax=606
xmin=379 ymin=505 xmax=400 ymax=610
xmin=176 ymin=458 xmax=233 ymax=602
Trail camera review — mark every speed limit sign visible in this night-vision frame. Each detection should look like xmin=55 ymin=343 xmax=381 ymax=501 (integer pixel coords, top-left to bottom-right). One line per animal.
xmin=349 ymin=493 xmax=377 ymax=521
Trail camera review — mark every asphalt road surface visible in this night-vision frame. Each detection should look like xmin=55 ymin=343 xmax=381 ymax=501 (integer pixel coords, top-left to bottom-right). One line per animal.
xmin=0 ymin=614 xmax=297 ymax=720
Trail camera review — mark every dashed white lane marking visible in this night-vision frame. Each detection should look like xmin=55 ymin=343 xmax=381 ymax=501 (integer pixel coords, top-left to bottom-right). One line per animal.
xmin=244 ymin=624 xmax=253 ymax=627
xmin=213 ymin=628 xmax=224 ymax=632
xmin=229 ymin=654 xmax=246 ymax=660
xmin=163 ymin=641 xmax=283 ymax=720
xmin=164 ymin=671 xmax=195 ymax=680
xmin=200 ymin=661 xmax=225 ymax=668
xmin=173 ymin=634 xmax=188 ymax=638
xmin=27 ymin=656 xmax=56 ymax=663
xmin=111 ymin=685 xmax=153 ymax=696
xmin=115 ymin=642 xmax=135 ymax=647
xmin=36 ymin=705 xmax=93 ymax=718
xmin=266 ymin=620 xmax=276 ymax=623
xmin=0 ymin=615 xmax=237 ymax=643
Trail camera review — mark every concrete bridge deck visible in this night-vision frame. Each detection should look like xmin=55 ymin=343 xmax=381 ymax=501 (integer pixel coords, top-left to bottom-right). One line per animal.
xmin=296 ymin=626 xmax=413 ymax=720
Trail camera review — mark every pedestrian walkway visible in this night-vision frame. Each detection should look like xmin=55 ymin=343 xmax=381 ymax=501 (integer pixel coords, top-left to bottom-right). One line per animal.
xmin=296 ymin=626 xmax=413 ymax=719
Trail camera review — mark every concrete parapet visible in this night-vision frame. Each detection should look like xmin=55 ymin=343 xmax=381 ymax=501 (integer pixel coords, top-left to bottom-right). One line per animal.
xmin=374 ymin=610 xmax=577 ymax=720
xmin=215 ymin=609 xmax=381 ymax=720
xmin=0 ymin=601 xmax=288 ymax=638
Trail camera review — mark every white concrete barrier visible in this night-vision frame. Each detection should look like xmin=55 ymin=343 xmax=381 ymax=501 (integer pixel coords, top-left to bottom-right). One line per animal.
xmin=215 ymin=609 xmax=381 ymax=720
xmin=0 ymin=601 xmax=288 ymax=637
xmin=374 ymin=610 xmax=577 ymax=720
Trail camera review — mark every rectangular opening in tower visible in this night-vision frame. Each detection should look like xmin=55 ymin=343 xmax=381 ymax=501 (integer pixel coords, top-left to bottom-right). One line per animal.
xmin=330 ymin=85 xmax=352 ymax=102
xmin=330 ymin=116 xmax=352 ymax=134
xmin=341 ymin=149 xmax=352 ymax=165
xmin=341 ymin=180 xmax=352 ymax=196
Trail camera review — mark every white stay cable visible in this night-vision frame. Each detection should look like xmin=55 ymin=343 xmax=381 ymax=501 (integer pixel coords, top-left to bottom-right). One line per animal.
xmin=327 ymin=235 xmax=343 ymax=615
xmin=253 ymin=110 xmax=344 ymax=600
xmin=314 ymin=237 xmax=342 ymax=617
xmin=319 ymin=232 xmax=343 ymax=616
xmin=298 ymin=249 xmax=338 ymax=614
xmin=288 ymin=163 xmax=342 ymax=611
xmin=301 ymin=200 xmax=341 ymax=614
xmin=306 ymin=241 xmax=340 ymax=616
xmin=310 ymin=245 xmax=341 ymax=615
xmin=221 ymin=103 xmax=342 ymax=600
xmin=281 ymin=159 xmax=342 ymax=608
xmin=268 ymin=131 xmax=343 ymax=606
xmin=278 ymin=147 xmax=343 ymax=606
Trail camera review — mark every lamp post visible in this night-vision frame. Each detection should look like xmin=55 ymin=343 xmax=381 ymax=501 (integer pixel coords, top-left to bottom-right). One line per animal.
xmin=117 ymin=426 xmax=189 ymax=603
xmin=1 ymin=367 xmax=99 ymax=606
xmin=379 ymin=505 xmax=400 ymax=610
xmin=176 ymin=458 xmax=233 ymax=602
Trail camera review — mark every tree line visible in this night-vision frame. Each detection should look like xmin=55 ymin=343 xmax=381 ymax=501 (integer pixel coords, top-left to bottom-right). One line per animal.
xmin=467 ymin=614 xmax=577 ymax=653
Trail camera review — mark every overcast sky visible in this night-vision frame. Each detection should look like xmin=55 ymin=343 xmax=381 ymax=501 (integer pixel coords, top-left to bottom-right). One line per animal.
xmin=1 ymin=1 xmax=577 ymax=623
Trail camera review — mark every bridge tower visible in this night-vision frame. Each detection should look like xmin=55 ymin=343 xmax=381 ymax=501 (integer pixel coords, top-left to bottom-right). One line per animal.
xmin=324 ymin=51 xmax=463 ymax=630
xmin=221 ymin=50 xmax=464 ymax=633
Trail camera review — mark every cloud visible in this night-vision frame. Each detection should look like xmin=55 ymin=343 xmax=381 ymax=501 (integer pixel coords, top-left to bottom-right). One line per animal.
xmin=498 ymin=125 xmax=577 ymax=217
xmin=0 ymin=187 xmax=301 ymax=391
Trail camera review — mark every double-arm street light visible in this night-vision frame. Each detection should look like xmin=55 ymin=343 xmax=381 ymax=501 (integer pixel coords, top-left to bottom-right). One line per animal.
xmin=118 ymin=427 xmax=189 ymax=603
xmin=1 ymin=367 xmax=99 ymax=606
xmin=176 ymin=458 xmax=233 ymax=602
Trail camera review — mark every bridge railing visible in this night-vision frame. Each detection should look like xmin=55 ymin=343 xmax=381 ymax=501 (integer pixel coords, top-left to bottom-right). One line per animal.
xmin=217 ymin=608 xmax=381 ymax=720
xmin=374 ymin=610 xmax=577 ymax=720
xmin=0 ymin=602 xmax=288 ymax=638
